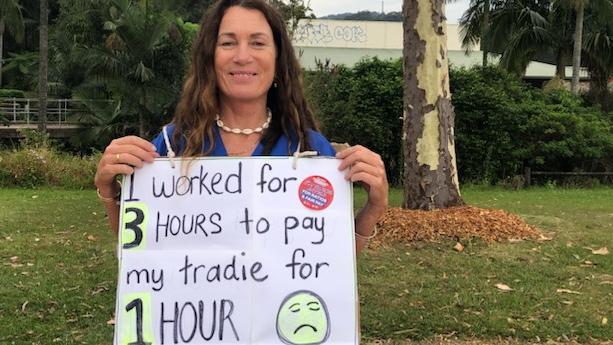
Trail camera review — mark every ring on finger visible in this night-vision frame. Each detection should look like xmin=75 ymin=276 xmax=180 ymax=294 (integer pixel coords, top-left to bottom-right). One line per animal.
xmin=116 ymin=153 xmax=120 ymax=163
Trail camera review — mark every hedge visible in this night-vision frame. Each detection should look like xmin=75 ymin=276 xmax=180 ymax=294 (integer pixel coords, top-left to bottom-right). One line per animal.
xmin=305 ymin=59 xmax=613 ymax=184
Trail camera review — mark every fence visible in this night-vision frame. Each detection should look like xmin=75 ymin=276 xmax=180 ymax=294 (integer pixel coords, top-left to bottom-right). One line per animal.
xmin=0 ymin=98 xmax=86 ymax=125
xmin=524 ymin=167 xmax=613 ymax=186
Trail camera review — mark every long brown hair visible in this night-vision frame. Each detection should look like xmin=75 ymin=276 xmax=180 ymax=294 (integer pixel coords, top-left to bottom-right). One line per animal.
xmin=171 ymin=0 xmax=318 ymax=157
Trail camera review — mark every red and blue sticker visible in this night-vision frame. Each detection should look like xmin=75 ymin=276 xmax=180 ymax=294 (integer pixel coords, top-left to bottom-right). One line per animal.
xmin=298 ymin=176 xmax=334 ymax=210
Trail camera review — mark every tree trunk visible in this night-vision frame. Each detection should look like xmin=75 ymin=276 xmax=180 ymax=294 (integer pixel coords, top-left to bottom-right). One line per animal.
xmin=0 ymin=18 xmax=4 ymax=87
xmin=139 ymin=113 xmax=145 ymax=137
xmin=139 ymin=89 xmax=146 ymax=137
xmin=481 ymin=0 xmax=490 ymax=66
xmin=588 ymin=63 xmax=610 ymax=112
xmin=571 ymin=2 xmax=584 ymax=95
xmin=556 ymin=48 xmax=566 ymax=79
xmin=402 ymin=0 xmax=463 ymax=210
xmin=38 ymin=0 xmax=49 ymax=132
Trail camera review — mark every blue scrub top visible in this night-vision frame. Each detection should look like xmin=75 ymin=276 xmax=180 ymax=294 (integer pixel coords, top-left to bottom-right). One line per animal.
xmin=151 ymin=124 xmax=336 ymax=157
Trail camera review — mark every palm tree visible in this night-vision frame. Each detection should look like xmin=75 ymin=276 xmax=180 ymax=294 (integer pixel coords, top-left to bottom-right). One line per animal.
xmin=582 ymin=4 xmax=613 ymax=110
xmin=458 ymin=0 xmax=495 ymax=66
xmin=0 ymin=0 xmax=25 ymax=87
xmin=568 ymin=0 xmax=587 ymax=94
xmin=459 ymin=0 xmax=553 ymax=74
xmin=557 ymin=0 xmax=613 ymax=94
xmin=88 ymin=0 xmax=182 ymax=137
xmin=489 ymin=0 xmax=552 ymax=75
xmin=38 ymin=0 xmax=48 ymax=132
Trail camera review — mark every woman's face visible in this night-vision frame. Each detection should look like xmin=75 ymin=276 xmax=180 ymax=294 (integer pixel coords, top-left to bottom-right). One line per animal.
xmin=215 ymin=6 xmax=277 ymax=105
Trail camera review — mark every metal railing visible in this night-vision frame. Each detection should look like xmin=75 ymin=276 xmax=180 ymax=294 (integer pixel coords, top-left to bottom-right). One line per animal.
xmin=0 ymin=98 xmax=85 ymax=126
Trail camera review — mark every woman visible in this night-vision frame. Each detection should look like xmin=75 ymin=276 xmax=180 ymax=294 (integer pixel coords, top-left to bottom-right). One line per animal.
xmin=94 ymin=0 xmax=388 ymax=254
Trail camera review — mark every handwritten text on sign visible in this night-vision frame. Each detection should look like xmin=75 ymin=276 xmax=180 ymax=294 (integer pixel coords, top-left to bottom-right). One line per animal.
xmin=113 ymin=157 xmax=358 ymax=345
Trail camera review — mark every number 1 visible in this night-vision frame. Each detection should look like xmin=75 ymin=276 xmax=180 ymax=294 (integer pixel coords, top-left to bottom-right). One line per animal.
xmin=125 ymin=298 xmax=151 ymax=345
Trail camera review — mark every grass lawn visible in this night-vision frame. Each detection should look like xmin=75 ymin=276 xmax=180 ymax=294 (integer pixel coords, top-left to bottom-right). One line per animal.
xmin=0 ymin=186 xmax=611 ymax=344
xmin=357 ymin=187 xmax=613 ymax=342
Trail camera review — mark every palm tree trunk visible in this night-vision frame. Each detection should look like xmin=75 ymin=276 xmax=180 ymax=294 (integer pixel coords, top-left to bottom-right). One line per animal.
xmin=0 ymin=18 xmax=5 ymax=87
xmin=556 ymin=48 xmax=566 ymax=79
xmin=139 ymin=113 xmax=145 ymax=137
xmin=139 ymin=89 xmax=146 ymax=137
xmin=482 ymin=0 xmax=490 ymax=66
xmin=38 ymin=0 xmax=49 ymax=132
xmin=571 ymin=2 xmax=584 ymax=95
xmin=402 ymin=0 xmax=463 ymax=210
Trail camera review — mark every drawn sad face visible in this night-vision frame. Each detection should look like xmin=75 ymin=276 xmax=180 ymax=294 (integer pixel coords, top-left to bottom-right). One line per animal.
xmin=276 ymin=290 xmax=330 ymax=345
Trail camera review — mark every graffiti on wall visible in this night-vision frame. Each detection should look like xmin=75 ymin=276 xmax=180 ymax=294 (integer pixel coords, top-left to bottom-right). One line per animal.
xmin=295 ymin=23 xmax=368 ymax=45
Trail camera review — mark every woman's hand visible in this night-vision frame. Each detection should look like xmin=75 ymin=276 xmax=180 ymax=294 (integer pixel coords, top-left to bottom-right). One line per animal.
xmin=337 ymin=145 xmax=388 ymax=253
xmin=94 ymin=136 xmax=159 ymax=197
xmin=336 ymin=145 xmax=389 ymax=215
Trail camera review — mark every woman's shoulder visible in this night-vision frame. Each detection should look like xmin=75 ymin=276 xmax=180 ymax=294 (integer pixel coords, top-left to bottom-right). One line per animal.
xmin=306 ymin=129 xmax=336 ymax=156
xmin=150 ymin=124 xmax=176 ymax=156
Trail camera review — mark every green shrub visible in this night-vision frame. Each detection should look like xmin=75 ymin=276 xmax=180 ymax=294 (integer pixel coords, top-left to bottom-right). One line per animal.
xmin=305 ymin=57 xmax=404 ymax=184
xmin=0 ymin=131 xmax=98 ymax=188
xmin=0 ymin=88 xmax=25 ymax=98
xmin=451 ymin=66 xmax=613 ymax=183
xmin=306 ymin=61 xmax=613 ymax=185
xmin=0 ymin=148 xmax=98 ymax=188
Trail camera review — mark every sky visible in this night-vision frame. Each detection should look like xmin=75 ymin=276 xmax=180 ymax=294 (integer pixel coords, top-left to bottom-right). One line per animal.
xmin=308 ymin=0 xmax=470 ymax=24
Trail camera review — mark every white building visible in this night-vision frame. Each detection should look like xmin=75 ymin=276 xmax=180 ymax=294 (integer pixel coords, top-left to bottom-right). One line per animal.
xmin=292 ymin=19 xmax=584 ymax=80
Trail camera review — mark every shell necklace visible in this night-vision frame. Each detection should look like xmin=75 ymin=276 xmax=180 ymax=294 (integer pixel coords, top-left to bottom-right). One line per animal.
xmin=215 ymin=108 xmax=272 ymax=135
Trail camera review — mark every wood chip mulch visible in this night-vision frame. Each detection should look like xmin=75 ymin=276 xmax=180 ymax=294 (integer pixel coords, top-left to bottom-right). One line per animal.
xmin=371 ymin=206 xmax=544 ymax=248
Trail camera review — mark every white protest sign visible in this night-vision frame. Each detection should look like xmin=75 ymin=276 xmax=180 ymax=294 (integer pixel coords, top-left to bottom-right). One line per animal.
xmin=113 ymin=157 xmax=358 ymax=345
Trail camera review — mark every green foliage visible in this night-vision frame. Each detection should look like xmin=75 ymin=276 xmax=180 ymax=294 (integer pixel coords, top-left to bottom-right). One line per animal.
xmin=0 ymin=88 xmax=24 ymax=97
xmin=451 ymin=65 xmax=613 ymax=183
xmin=0 ymin=148 xmax=98 ymax=188
xmin=85 ymin=0 xmax=185 ymax=137
xmin=1 ymin=51 xmax=39 ymax=91
xmin=0 ymin=131 xmax=97 ymax=188
xmin=305 ymin=61 xmax=612 ymax=185
xmin=17 ymin=128 xmax=50 ymax=148
xmin=47 ymin=0 xmax=193 ymax=147
xmin=50 ymin=0 xmax=109 ymax=95
xmin=323 ymin=10 xmax=402 ymax=21
xmin=542 ymin=76 xmax=567 ymax=92
xmin=304 ymin=57 xmax=404 ymax=184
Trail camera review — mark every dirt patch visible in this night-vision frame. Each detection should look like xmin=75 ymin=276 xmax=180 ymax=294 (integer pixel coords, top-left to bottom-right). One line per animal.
xmin=372 ymin=206 xmax=544 ymax=248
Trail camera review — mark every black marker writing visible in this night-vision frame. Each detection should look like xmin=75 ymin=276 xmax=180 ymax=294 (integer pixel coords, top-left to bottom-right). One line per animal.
xmin=256 ymin=163 xmax=297 ymax=193
xmin=239 ymin=208 xmax=270 ymax=235
xmin=152 ymin=163 xmax=242 ymax=198
xmin=156 ymin=212 xmax=222 ymax=242
xmin=285 ymin=248 xmax=329 ymax=280
xmin=126 ymin=268 xmax=164 ymax=291
xmin=160 ymin=299 xmax=239 ymax=344
xmin=178 ymin=254 xmax=268 ymax=285
xmin=284 ymin=216 xmax=325 ymax=245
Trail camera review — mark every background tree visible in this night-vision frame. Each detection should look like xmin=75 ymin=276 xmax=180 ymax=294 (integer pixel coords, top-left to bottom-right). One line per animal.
xmin=178 ymin=0 xmax=214 ymax=22
xmin=322 ymin=10 xmax=403 ymax=21
xmin=458 ymin=0 xmax=493 ymax=65
xmin=267 ymin=0 xmax=314 ymax=37
xmin=569 ymin=0 xmax=586 ymax=94
xmin=401 ymin=0 xmax=463 ymax=209
xmin=50 ymin=0 xmax=108 ymax=96
xmin=459 ymin=0 xmax=554 ymax=73
xmin=582 ymin=4 xmax=613 ymax=111
xmin=38 ymin=0 xmax=48 ymax=132
xmin=0 ymin=0 xmax=25 ymax=87
xmin=488 ymin=0 xmax=551 ymax=75
xmin=86 ymin=0 xmax=185 ymax=137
